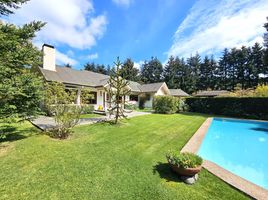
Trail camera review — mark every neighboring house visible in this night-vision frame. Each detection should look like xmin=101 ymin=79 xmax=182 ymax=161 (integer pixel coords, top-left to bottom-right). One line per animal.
xmin=169 ymin=89 xmax=190 ymax=97
xmin=195 ymin=90 xmax=229 ymax=97
xmin=38 ymin=44 xmax=189 ymax=110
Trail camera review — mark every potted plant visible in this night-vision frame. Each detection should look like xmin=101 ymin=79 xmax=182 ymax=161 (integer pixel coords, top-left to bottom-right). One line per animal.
xmin=166 ymin=151 xmax=203 ymax=176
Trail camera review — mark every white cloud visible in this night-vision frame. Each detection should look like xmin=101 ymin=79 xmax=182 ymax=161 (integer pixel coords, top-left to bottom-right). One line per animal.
xmin=112 ymin=0 xmax=132 ymax=7
xmin=56 ymin=50 xmax=77 ymax=65
xmin=168 ymin=0 xmax=268 ymax=58
xmin=9 ymin=0 xmax=107 ymax=49
xmin=87 ymin=53 xmax=98 ymax=60
xmin=134 ymin=61 xmax=144 ymax=70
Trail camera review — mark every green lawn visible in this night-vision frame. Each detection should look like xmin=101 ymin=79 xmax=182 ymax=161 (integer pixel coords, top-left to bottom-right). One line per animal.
xmin=0 ymin=114 xmax=248 ymax=200
xmin=80 ymin=113 xmax=103 ymax=119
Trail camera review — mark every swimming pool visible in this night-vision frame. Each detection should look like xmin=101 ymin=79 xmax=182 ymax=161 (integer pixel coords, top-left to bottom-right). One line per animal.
xmin=198 ymin=118 xmax=268 ymax=190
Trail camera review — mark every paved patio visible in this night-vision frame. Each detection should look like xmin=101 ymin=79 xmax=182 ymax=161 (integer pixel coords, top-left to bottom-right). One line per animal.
xmin=31 ymin=111 xmax=151 ymax=131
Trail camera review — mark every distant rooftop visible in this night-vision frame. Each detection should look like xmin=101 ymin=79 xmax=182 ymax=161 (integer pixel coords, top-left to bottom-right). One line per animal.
xmin=195 ymin=90 xmax=229 ymax=97
xmin=169 ymin=89 xmax=190 ymax=97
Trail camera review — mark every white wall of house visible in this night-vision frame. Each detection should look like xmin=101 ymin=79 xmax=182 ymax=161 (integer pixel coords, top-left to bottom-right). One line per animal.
xmin=144 ymin=93 xmax=154 ymax=108
xmin=96 ymin=89 xmax=106 ymax=110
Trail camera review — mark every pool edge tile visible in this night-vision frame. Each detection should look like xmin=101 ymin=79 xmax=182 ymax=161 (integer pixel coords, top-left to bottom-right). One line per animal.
xmin=181 ymin=117 xmax=268 ymax=200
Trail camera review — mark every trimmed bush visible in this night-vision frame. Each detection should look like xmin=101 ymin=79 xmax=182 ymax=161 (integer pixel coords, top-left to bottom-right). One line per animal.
xmin=153 ymin=96 xmax=178 ymax=114
xmin=186 ymin=97 xmax=268 ymax=120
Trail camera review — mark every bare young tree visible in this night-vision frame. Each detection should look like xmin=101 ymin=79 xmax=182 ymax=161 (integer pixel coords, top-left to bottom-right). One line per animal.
xmin=106 ymin=57 xmax=131 ymax=124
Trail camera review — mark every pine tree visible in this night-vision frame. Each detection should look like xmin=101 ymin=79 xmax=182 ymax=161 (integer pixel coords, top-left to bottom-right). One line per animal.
xmin=163 ymin=56 xmax=178 ymax=88
xmin=106 ymin=57 xmax=130 ymax=124
xmin=218 ymin=48 xmax=230 ymax=90
xmin=0 ymin=0 xmax=29 ymax=15
xmin=84 ymin=62 xmax=96 ymax=72
xmin=0 ymin=5 xmax=45 ymax=119
xmin=186 ymin=53 xmax=201 ymax=92
xmin=120 ymin=58 xmax=140 ymax=82
xmin=263 ymin=17 xmax=268 ymax=77
xmin=140 ymin=57 xmax=163 ymax=83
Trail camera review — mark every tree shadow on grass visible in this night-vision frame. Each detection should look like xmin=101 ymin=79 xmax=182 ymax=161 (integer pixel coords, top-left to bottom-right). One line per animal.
xmin=153 ymin=162 xmax=182 ymax=183
xmin=0 ymin=124 xmax=37 ymax=143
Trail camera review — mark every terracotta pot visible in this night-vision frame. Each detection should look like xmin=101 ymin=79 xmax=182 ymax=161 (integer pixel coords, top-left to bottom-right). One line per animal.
xmin=169 ymin=163 xmax=202 ymax=176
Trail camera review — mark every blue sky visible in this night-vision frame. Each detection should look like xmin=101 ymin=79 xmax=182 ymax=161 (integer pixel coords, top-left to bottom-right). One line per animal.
xmin=6 ymin=0 xmax=268 ymax=69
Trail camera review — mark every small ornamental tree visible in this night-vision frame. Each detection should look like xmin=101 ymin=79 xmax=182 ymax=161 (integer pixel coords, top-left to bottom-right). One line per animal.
xmin=106 ymin=57 xmax=131 ymax=124
xmin=44 ymin=82 xmax=82 ymax=139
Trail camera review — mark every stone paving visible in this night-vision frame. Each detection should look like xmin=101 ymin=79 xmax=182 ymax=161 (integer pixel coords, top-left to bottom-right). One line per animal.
xmin=31 ymin=111 xmax=151 ymax=131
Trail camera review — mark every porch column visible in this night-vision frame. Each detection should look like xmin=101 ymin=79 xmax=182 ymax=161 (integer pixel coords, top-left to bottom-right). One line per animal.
xmin=76 ymin=87 xmax=81 ymax=105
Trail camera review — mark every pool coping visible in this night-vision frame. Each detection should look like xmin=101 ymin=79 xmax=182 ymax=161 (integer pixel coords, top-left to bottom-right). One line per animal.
xmin=181 ymin=117 xmax=268 ymax=200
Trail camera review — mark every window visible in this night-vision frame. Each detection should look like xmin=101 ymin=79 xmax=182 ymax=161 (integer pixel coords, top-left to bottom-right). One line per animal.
xmin=130 ymin=95 xmax=138 ymax=101
xmin=88 ymin=92 xmax=97 ymax=104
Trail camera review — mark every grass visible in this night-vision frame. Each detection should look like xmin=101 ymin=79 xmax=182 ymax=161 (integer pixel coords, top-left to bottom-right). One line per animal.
xmin=0 ymin=113 xmax=248 ymax=200
xmin=80 ymin=113 xmax=103 ymax=119
xmin=135 ymin=107 xmax=154 ymax=112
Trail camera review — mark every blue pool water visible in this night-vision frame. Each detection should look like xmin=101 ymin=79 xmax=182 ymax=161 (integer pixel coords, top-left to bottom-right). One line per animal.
xmin=198 ymin=118 xmax=268 ymax=189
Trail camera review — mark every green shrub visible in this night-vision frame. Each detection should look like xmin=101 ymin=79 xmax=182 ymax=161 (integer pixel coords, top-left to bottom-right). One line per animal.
xmin=81 ymin=104 xmax=94 ymax=114
xmin=125 ymin=103 xmax=137 ymax=110
xmin=186 ymin=97 xmax=268 ymax=120
xmin=153 ymin=96 xmax=178 ymax=114
xmin=166 ymin=151 xmax=203 ymax=168
xmin=177 ymin=98 xmax=188 ymax=112
xmin=49 ymin=105 xmax=82 ymax=139
xmin=255 ymin=85 xmax=268 ymax=97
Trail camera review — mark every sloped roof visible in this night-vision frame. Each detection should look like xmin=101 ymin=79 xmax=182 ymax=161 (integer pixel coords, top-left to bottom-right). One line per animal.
xmin=139 ymin=82 xmax=165 ymax=93
xmin=195 ymin=90 xmax=229 ymax=97
xmin=39 ymin=66 xmax=177 ymax=94
xmin=169 ymin=89 xmax=190 ymax=97
xmin=39 ymin=66 xmax=109 ymax=87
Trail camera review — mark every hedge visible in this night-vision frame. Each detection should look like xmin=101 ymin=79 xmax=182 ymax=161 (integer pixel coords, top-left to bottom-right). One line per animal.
xmin=185 ymin=97 xmax=268 ymax=120
xmin=153 ymin=96 xmax=178 ymax=114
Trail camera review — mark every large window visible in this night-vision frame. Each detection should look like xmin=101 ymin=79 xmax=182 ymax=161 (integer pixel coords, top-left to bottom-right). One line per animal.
xmin=130 ymin=95 xmax=138 ymax=101
xmin=81 ymin=91 xmax=97 ymax=104
xmin=88 ymin=92 xmax=97 ymax=104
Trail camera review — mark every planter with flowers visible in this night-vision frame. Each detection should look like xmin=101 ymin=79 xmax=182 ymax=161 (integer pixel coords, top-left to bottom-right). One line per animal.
xmin=166 ymin=151 xmax=203 ymax=184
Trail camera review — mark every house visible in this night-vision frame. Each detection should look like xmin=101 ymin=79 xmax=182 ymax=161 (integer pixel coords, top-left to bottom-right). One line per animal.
xmin=38 ymin=44 xmax=189 ymax=110
xmin=195 ymin=90 xmax=229 ymax=97
xmin=169 ymin=89 xmax=190 ymax=97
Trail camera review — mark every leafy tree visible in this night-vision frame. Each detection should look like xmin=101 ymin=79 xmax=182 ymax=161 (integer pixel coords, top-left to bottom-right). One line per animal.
xmin=0 ymin=0 xmax=29 ymax=16
xmin=106 ymin=57 xmax=130 ymax=124
xmin=44 ymin=82 xmax=81 ymax=139
xmin=120 ymin=58 xmax=140 ymax=82
xmin=140 ymin=57 xmax=163 ymax=83
xmin=0 ymin=10 xmax=45 ymax=119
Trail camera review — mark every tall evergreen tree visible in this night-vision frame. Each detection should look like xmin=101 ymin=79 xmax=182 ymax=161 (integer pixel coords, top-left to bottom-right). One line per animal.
xmin=248 ymin=43 xmax=263 ymax=87
xmin=140 ymin=57 xmax=163 ymax=83
xmin=0 ymin=1 xmax=45 ymax=119
xmin=218 ymin=48 xmax=230 ymax=90
xmin=263 ymin=17 xmax=268 ymax=75
xmin=120 ymin=58 xmax=140 ymax=82
xmin=163 ymin=56 xmax=178 ymax=88
xmin=0 ymin=0 xmax=29 ymax=15
xmin=84 ymin=62 xmax=96 ymax=72
xmin=186 ymin=53 xmax=201 ymax=92
xmin=95 ymin=64 xmax=107 ymax=75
